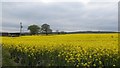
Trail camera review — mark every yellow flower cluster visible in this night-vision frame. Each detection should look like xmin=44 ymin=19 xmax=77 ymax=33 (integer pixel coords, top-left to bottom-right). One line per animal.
xmin=1 ymin=33 xmax=119 ymax=67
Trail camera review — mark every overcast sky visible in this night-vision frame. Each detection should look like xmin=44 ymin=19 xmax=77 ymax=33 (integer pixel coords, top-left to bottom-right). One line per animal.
xmin=1 ymin=0 xmax=119 ymax=32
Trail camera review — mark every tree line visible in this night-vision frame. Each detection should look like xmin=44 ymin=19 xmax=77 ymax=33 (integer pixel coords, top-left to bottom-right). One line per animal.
xmin=28 ymin=24 xmax=52 ymax=35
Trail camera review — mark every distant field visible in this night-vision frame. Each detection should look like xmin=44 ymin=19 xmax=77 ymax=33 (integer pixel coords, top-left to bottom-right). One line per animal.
xmin=1 ymin=33 xmax=120 ymax=67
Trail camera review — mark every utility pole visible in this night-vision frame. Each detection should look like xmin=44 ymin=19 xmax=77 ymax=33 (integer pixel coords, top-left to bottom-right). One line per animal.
xmin=20 ymin=22 xmax=23 ymax=36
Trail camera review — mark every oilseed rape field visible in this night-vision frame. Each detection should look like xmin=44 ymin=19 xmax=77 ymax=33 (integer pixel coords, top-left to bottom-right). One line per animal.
xmin=1 ymin=33 xmax=120 ymax=67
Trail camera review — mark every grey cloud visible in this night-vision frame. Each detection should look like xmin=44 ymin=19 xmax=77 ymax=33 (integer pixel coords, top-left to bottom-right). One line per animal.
xmin=1 ymin=0 xmax=119 ymax=2
xmin=2 ymin=2 xmax=118 ymax=32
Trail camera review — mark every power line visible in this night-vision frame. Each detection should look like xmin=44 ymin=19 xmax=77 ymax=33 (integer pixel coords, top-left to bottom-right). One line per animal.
xmin=20 ymin=22 xmax=23 ymax=36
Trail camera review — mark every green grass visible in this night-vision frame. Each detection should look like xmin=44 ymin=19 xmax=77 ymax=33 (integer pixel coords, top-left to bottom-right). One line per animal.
xmin=0 ymin=45 xmax=2 ymax=67
xmin=2 ymin=47 xmax=20 ymax=66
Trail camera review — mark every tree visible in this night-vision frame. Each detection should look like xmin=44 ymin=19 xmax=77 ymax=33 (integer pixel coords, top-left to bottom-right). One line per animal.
xmin=41 ymin=24 xmax=52 ymax=35
xmin=56 ymin=30 xmax=60 ymax=34
xmin=28 ymin=25 xmax=40 ymax=35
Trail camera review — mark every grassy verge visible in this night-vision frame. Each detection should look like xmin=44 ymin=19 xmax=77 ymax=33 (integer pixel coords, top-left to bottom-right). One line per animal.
xmin=2 ymin=47 xmax=20 ymax=66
